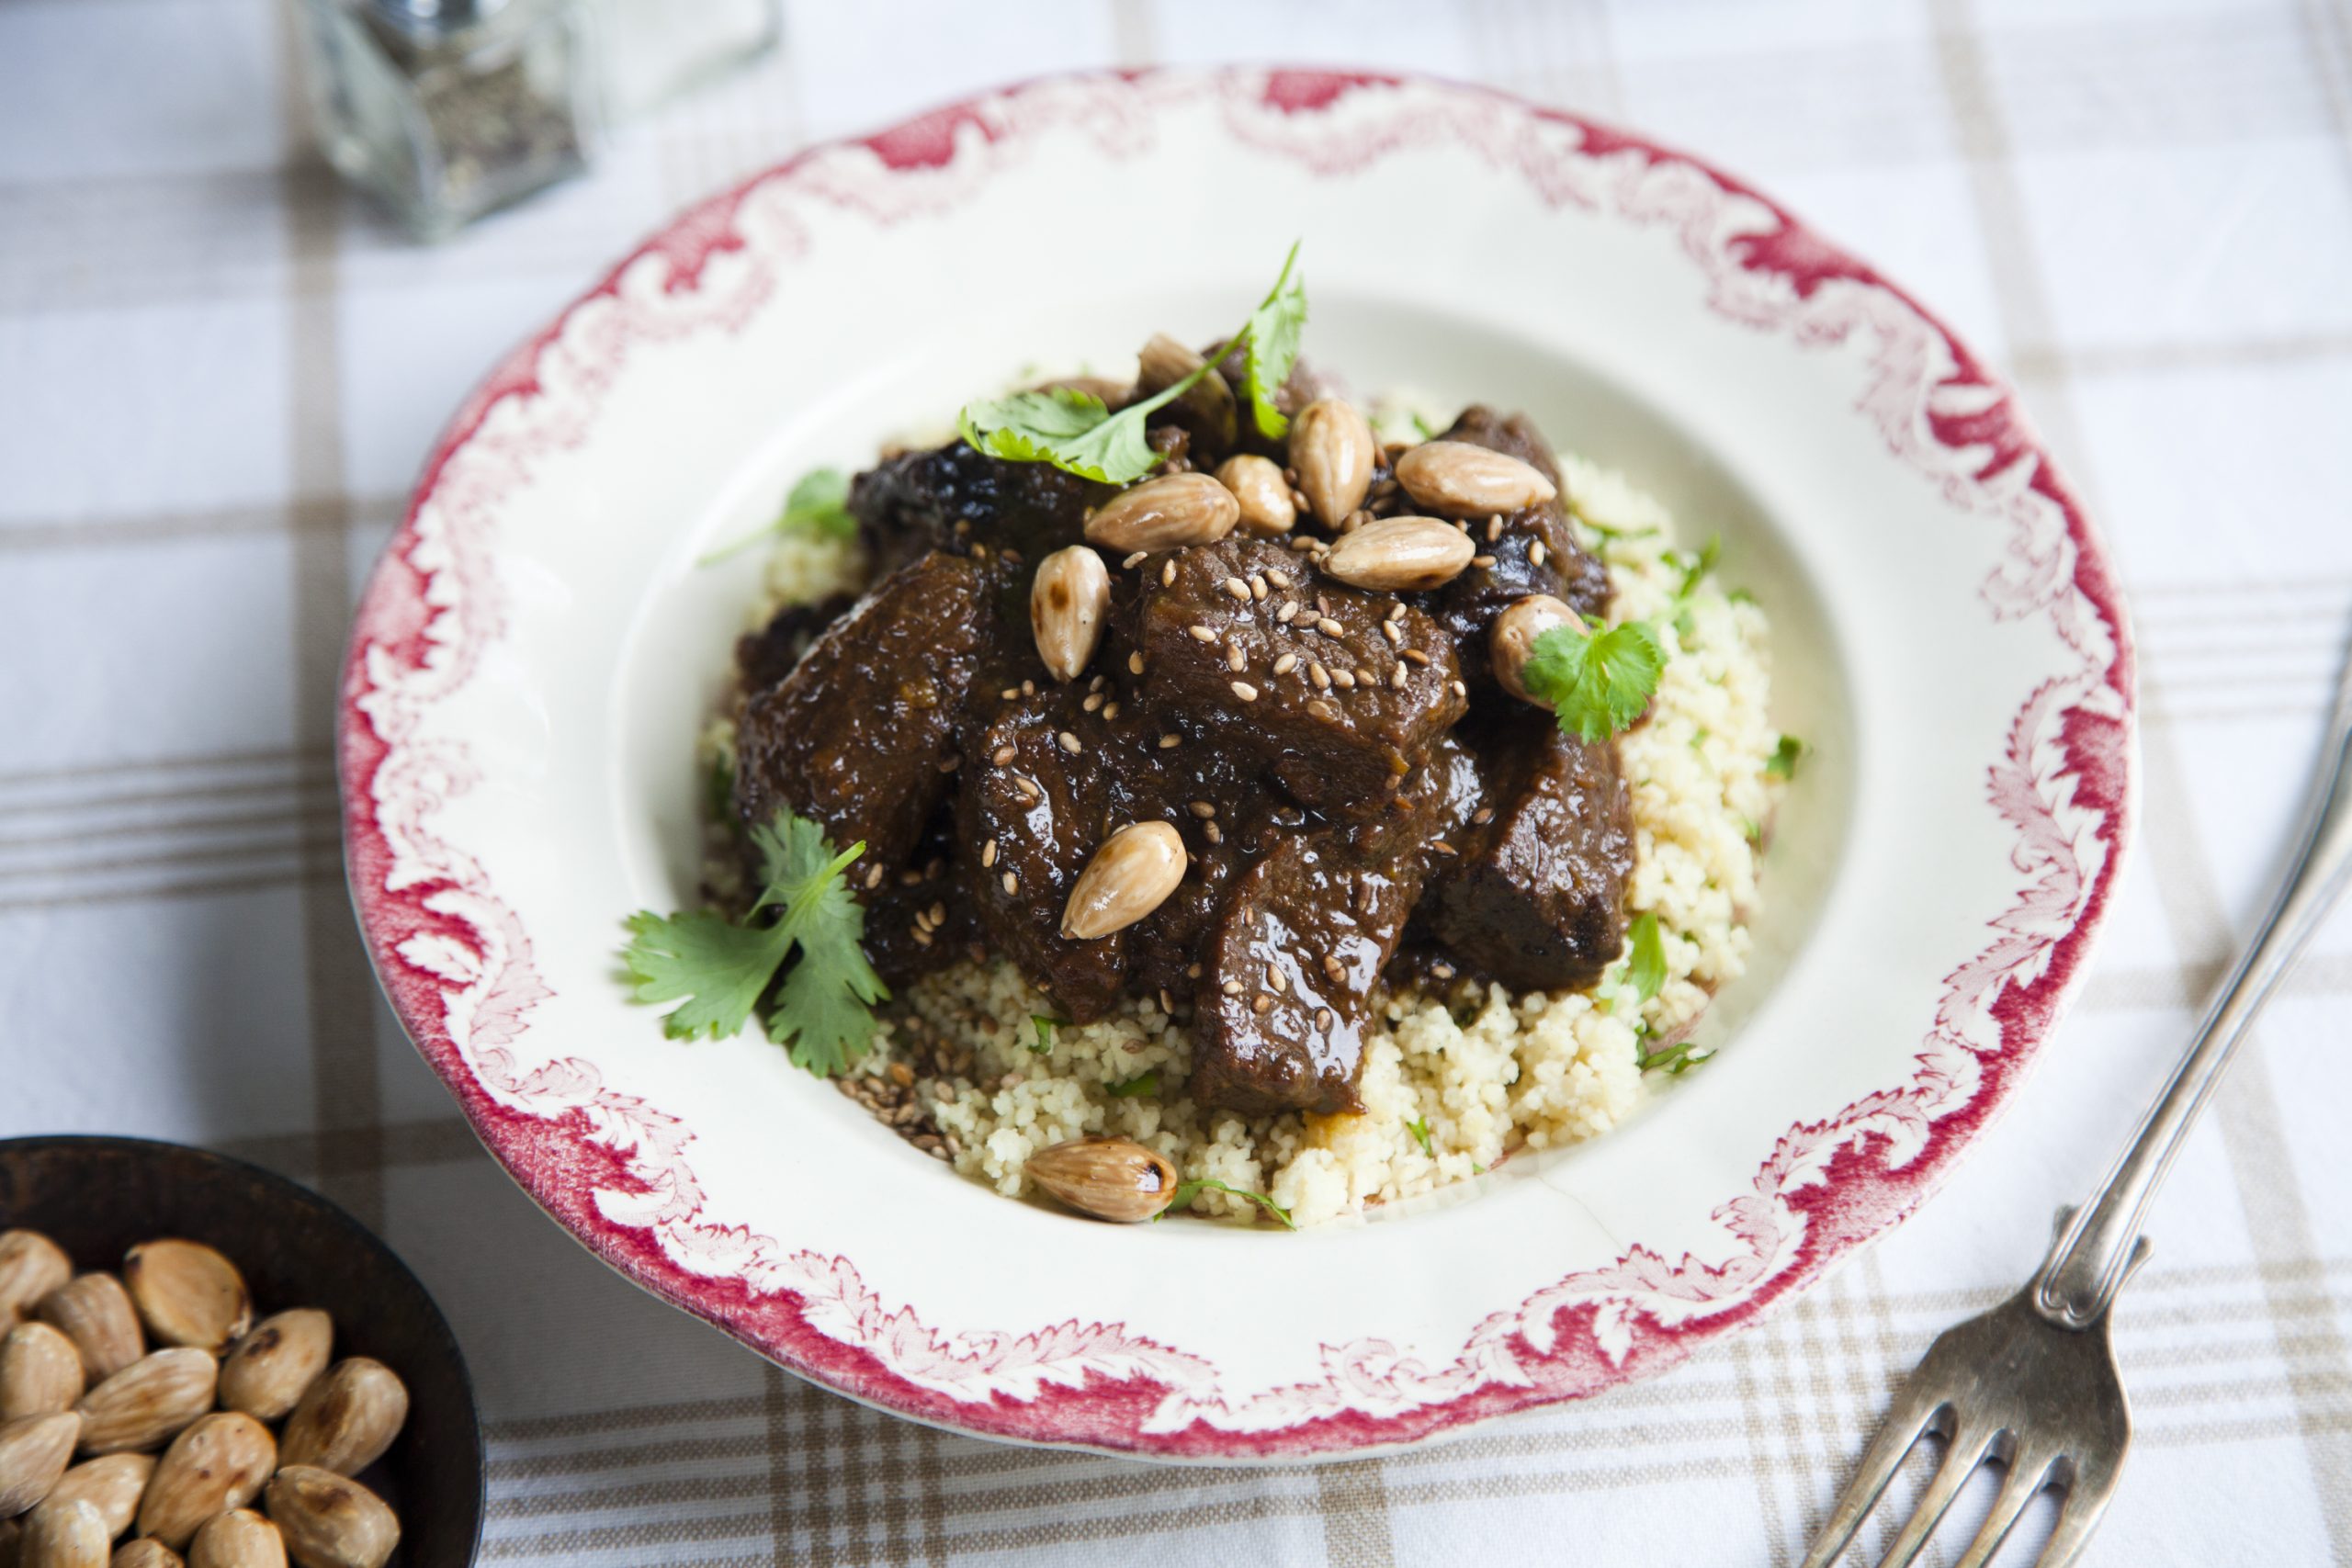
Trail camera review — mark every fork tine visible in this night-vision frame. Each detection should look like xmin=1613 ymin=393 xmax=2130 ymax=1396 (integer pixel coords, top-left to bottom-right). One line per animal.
xmin=1797 ymin=1390 xmax=1948 ymax=1568
xmin=1950 ymin=1451 xmax=2055 ymax=1568
xmin=1873 ymin=1423 xmax=2000 ymax=1568
xmin=2034 ymin=1457 xmax=2123 ymax=1568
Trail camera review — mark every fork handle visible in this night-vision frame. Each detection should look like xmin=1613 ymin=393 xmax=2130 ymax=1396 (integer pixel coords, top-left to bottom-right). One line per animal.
xmin=2032 ymin=662 xmax=2352 ymax=1329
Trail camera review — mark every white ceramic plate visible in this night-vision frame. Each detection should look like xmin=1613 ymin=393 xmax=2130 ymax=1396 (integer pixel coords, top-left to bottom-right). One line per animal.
xmin=342 ymin=68 xmax=2136 ymax=1460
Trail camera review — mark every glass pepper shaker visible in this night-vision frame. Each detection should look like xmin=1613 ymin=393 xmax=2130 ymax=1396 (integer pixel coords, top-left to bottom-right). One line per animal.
xmin=295 ymin=0 xmax=603 ymax=241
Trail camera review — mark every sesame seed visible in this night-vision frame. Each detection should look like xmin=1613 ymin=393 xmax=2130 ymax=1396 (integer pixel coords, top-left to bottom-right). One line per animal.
xmin=912 ymin=928 xmax=933 ymax=946
xmin=1223 ymin=978 xmax=1245 ymax=996
xmin=1432 ymin=840 xmax=1458 ymax=856
xmin=1450 ymin=680 xmax=1468 ymax=697
xmin=1204 ymin=820 xmax=1222 ymax=844
xmin=1472 ymin=555 xmax=1497 ymax=569
xmin=1023 ymin=680 xmax=1035 ymax=696
xmin=1317 ymin=617 xmax=1344 ymax=637
xmin=1381 ymin=621 xmax=1403 ymax=645
xmin=1529 ymin=541 xmax=1547 ymax=566
xmin=1250 ymin=573 xmax=1269 ymax=600
xmin=1487 ymin=517 xmax=1502 ymax=542
xmin=1128 ymin=651 xmax=1146 ymax=675
xmin=1309 ymin=661 xmax=1331 ymax=689
xmin=1333 ymin=669 xmax=1357 ymax=689
xmin=1089 ymin=674 xmax=1104 ymax=693
xmin=1457 ymin=520 xmax=1472 ymax=534
xmin=937 ymin=754 xmax=961 ymax=772
xmin=1356 ymin=667 xmax=1377 ymax=686
xmin=928 ymin=901 xmax=946 ymax=925
xmin=1386 ymin=602 xmax=1408 ymax=623
xmin=1432 ymin=963 xmax=1456 ymax=980
xmin=1307 ymin=698 xmax=1339 ymax=721
xmin=1316 ymin=1008 xmax=1335 ymax=1032
xmin=1082 ymin=693 xmax=1104 ymax=712
xmin=1161 ymin=987 xmax=1176 ymax=1014
xmin=914 ymin=908 xmax=933 ymax=931
xmin=1187 ymin=962 xmax=1203 ymax=979
xmin=991 ymin=745 xmax=1014 ymax=766
xmin=1057 ymin=731 xmax=1082 ymax=754
xmin=1189 ymin=625 xmax=1217 ymax=642
xmin=1102 ymin=702 xmax=1120 ymax=721
xmin=1227 ymin=644 xmax=1247 ymax=671
xmin=1159 ymin=733 xmax=1181 ymax=750
xmin=1272 ymin=652 xmax=1298 ymax=675
xmin=1002 ymin=871 xmax=1019 ymax=896
xmin=1266 ymin=965 xmax=1287 ymax=994
xmin=865 ymin=864 xmax=886 ymax=889
xmin=1000 ymin=687 xmax=1019 ymax=701
xmin=1267 ymin=569 xmax=1292 ymax=589
xmin=1290 ymin=489 xmax=1311 ymax=513
xmin=981 ymin=840 xmax=997 ymax=868
xmin=1283 ymin=466 xmax=1300 ymax=485
xmin=1344 ymin=508 xmax=1372 ymax=532
xmin=1224 ymin=577 xmax=1250 ymax=602
xmin=900 ymin=870 xmax=922 ymax=886
xmin=1161 ymin=560 xmax=1177 ymax=586
xmin=1188 ymin=800 xmax=1216 ymax=818
xmin=1123 ymin=550 xmax=1148 ymax=569
xmin=1323 ymin=953 xmax=1344 ymax=982
xmin=1472 ymin=807 xmax=1495 ymax=825
xmin=1229 ymin=681 xmax=1259 ymax=702
xmin=1253 ymin=996 xmax=1274 ymax=1015
xmin=1278 ymin=601 xmax=1300 ymax=624
xmin=1015 ymin=775 xmax=1041 ymax=801
xmin=1402 ymin=649 xmax=1431 ymax=666
xmin=1390 ymin=665 xmax=1408 ymax=690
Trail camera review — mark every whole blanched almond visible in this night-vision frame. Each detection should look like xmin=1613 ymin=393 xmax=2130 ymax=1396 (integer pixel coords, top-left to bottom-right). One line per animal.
xmin=216 ymin=1314 xmax=331 ymax=1427
xmin=35 ymin=1280 xmax=142 ymax=1384
xmin=1320 ymin=515 xmax=1477 ymax=592
xmin=1392 ymin=440 xmax=1557 ymax=516
xmin=1288 ymin=399 xmax=1374 ymax=527
xmin=277 ymin=1362 xmax=404 ymax=1480
xmin=1082 ymin=473 xmax=1238 ymax=553
xmin=1214 ymin=455 xmax=1296 ymax=536
xmin=16 ymin=1498 xmax=105 ymax=1568
xmin=0 ymin=1325 xmax=85 ymax=1420
xmin=262 ymin=1469 xmax=397 ymax=1568
xmin=1060 ymin=822 xmax=1185 ymax=941
xmin=74 ymin=1351 xmax=214 ymax=1457
xmin=1136 ymin=333 xmax=1237 ymax=446
xmin=1029 ymin=547 xmax=1110 ymax=683
xmin=0 ymin=1413 xmax=80 ymax=1516
xmin=135 ymin=1415 xmax=274 ymax=1551
xmin=187 ymin=1512 xmax=282 ymax=1568
xmin=120 ymin=1246 xmax=247 ymax=1355
xmin=1491 ymin=594 xmax=1577 ymax=707
xmin=0 ymin=1235 xmax=71 ymax=1325
xmin=1025 ymin=1137 xmax=1178 ymax=1224
xmin=109 ymin=1540 xmax=184 ymax=1568
xmin=38 ymin=1455 xmax=149 ymax=1540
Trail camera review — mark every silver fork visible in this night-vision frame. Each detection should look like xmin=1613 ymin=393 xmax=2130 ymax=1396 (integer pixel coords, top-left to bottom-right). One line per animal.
xmin=1802 ymin=650 xmax=2352 ymax=1568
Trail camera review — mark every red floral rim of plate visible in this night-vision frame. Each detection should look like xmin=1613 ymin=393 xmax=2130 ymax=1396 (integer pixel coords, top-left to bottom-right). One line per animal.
xmin=339 ymin=67 xmax=2136 ymax=1459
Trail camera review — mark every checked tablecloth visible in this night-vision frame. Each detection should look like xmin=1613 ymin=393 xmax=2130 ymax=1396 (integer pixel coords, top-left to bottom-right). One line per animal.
xmin=6 ymin=0 xmax=2352 ymax=1562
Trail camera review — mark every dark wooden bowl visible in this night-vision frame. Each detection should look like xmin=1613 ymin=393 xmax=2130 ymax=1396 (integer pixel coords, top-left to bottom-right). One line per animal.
xmin=0 ymin=1135 xmax=482 ymax=1566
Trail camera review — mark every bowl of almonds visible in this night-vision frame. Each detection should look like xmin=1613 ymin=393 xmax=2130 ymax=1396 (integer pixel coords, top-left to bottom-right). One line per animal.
xmin=0 ymin=1137 xmax=481 ymax=1567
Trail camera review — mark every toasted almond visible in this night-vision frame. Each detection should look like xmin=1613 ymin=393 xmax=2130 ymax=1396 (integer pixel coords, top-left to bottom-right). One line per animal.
xmin=73 ymin=1350 xmax=214 ymax=1457
xmin=1024 ymin=1137 xmax=1179 ymax=1224
xmin=1392 ymin=440 xmax=1558 ymax=515
xmin=1287 ymin=400 xmax=1374 ymax=528
xmin=1028 ymin=547 xmax=1111 ymax=682
xmin=216 ymin=1314 xmax=331 ymax=1427
xmin=0 ymin=1413 xmax=79 ymax=1516
xmin=1136 ymin=333 xmax=1237 ymax=446
xmin=40 ymin=1454 xmax=150 ymax=1541
xmin=16 ymin=1497 xmax=105 ymax=1568
xmin=1490 ymin=594 xmax=1577 ymax=706
xmin=108 ymin=1540 xmax=184 ymax=1568
xmin=277 ymin=1362 xmax=404 ymax=1481
xmin=119 ymin=1247 xmax=246 ymax=1356
xmin=135 ymin=1415 xmax=274 ymax=1551
xmin=187 ymin=1511 xmax=282 ymax=1568
xmin=1319 ymin=515 xmax=1477 ymax=592
xmin=34 ymin=1280 xmax=142 ymax=1384
xmin=0 ymin=1235 xmax=70 ymax=1325
xmin=1082 ymin=473 xmax=1238 ymax=553
xmin=1214 ymin=455 xmax=1296 ymax=536
xmin=1059 ymin=822 xmax=1185 ymax=941
xmin=263 ymin=1469 xmax=398 ymax=1568
xmin=0 ymin=1325 xmax=85 ymax=1421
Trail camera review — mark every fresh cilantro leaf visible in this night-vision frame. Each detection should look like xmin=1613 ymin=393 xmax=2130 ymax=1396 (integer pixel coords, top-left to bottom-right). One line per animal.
xmin=619 ymin=809 xmax=888 ymax=1077
xmin=705 ymin=753 xmax=734 ymax=826
xmin=1727 ymin=587 xmax=1758 ymax=607
xmin=1676 ymin=535 xmax=1721 ymax=597
xmin=700 ymin=468 xmax=856 ymax=563
xmin=1106 ymin=1070 xmax=1160 ymax=1099
xmin=1626 ymin=912 xmax=1668 ymax=1004
xmin=1405 ymin=1117 xmax=1434 ymax=1157
xmin=1471 ymin=1162 xmax=1487 ymax=1175
xmin=1521 ymin=620 xmax=1665 ymax=742
xmin=1240 ymin=240 xmax=1306 ymax=438
xmin=1408 ymin=410 xmax=1441 ymax=441
xmin=1766 ymin=735 xmax=1806 ymax=781
xmin=1638 ymin=1039 xmax=1715 ymax=1076
xmin=958 ymin=377 xmax=1202 ymax=485
xmin=1578 ymin=517 xmax=1657 ymax=544
xmin=1029 ymin=1015 xmax=1062 ymax=1055
xmin=1744 ymin=817 xmax=1763 ymax=843
xmin=1157 ymin=1178 xmax=1295 ymax=1229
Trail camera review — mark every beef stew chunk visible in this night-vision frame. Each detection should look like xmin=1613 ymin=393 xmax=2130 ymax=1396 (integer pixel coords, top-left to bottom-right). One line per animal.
xmin=848 ymin=441 xmax=1105 ymax=578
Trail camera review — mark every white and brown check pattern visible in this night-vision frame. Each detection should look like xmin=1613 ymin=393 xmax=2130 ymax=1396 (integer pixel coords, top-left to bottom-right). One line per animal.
xmin=5 ymin=0 xmax=2350 ymax=1561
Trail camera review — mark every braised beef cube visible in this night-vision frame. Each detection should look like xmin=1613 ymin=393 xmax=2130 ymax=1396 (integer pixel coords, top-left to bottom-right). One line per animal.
xmin=1424 ymin=716 xmax=1633 ymax=991
xmin=848 ymin=441 xmax=1105 ymax=578
xmin=1121 ymin=747 xmax=1296 ymax=1000
xmin=1417 ymin=407 xmax=1610 ymax=688
xmin=956 ymin=689 xmax=1147 ymax=1023
xmin=1188 ymin=750 xmax=1456 ymax=1116
xmin=736 ymin=592 xmax=854 ymax=695
xmin=1127 ymin=537 xmax=1466 ymax=816
xmin=734 ymin=551 xmax=988 ymax=873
